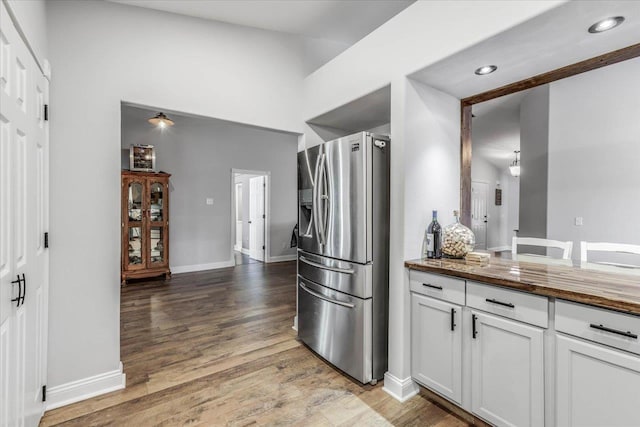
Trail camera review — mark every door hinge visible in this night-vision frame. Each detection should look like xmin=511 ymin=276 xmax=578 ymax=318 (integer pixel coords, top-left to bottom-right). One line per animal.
xmin=262 ymin=214 xmax=265 ymax=219
xmin=42 ymin=385 xmax=47 ymax=402
xmin=262 ymin=245 xmax=265 ymax=250
xmin=44 ymin=104 xmax=49 ymax=121
xmin=44 ymin=232 xmax=49 ymax=249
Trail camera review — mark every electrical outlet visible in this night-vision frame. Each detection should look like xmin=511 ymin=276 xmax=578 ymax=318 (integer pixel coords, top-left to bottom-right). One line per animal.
xmin=575 ymin=217 xmax=583 ymax=226
xmin=206 ymin=198 xmax=214 ymax=205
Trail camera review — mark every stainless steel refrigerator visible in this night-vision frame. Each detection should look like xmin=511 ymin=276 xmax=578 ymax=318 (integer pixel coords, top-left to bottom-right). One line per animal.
xmin=297 ymin=131 xmax=390 ymax=384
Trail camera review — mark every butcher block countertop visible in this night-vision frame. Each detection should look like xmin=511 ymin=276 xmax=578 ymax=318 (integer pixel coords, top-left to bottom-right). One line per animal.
xmin=405 ymin=255 xmax=640 ymax=315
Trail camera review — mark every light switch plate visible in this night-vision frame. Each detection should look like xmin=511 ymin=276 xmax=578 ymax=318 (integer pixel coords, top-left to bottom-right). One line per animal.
xmin=206 ymin=198 xmax=214 ymax=205
xmin=575 ymin=217 xmax=583 ymax=226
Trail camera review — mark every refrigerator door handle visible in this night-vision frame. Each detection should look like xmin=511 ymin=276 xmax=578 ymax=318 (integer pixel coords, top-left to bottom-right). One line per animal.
xmin=299 ymin=255 xmax=355 ymax=274
xmin=321 ymin=153 xmax=330 ymax=245
xmin=312 ymin=153 xmax=323 ymax=243
xmin=315 ymin=153 xmax=327 ymax=245
xmin=299 ymin=282 xmax=355 ymax=308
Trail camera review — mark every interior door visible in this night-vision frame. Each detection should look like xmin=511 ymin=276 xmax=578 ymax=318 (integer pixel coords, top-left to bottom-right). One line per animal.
xmin=235 ymin=183 xmax=242 ymax=251
xmin=471 ymin=181 xmax=488 ymax=250
xmin=0 ymin=2 xmax=48 ymax=425
xmin=249 ymin=176 xmax=265 ymax=261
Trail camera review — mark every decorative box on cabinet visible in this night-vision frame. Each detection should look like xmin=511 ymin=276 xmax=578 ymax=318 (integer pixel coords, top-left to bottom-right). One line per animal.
xmin=121 ymin=171 xmax=171 ymax=284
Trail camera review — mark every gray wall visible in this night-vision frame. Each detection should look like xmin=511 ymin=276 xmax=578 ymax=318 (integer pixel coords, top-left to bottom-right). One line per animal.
xmin=518 ymin=85 xmax=549 ymax=253
xmin=121 ymin=106 xmax=297 ymax=268
xmin=547 ymin=58 xmax=640 ymax=262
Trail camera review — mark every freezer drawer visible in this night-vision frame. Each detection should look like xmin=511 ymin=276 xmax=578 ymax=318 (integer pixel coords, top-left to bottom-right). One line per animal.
xmin=297 ymin=276 xmax=373 ymax=384
xmin=298 ymin=250 xmax=372 ymax=299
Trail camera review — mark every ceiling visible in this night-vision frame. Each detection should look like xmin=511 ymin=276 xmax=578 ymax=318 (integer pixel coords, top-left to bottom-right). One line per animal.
xmin=411 ymin=0 xmax=640 ymax=99
xmin=108 ymin=0 xmax=415 ymax=44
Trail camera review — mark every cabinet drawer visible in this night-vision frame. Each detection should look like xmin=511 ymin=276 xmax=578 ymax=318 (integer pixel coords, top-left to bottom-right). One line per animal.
xmin=556 ymin=300 xmax=640 ymax=355
xmin=467 ymin=281 xmax=548 ymax=328
xmin=409 ymin=270 xmax=465 ymax=306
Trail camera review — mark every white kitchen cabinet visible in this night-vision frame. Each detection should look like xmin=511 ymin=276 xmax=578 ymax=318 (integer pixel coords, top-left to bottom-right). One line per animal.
xmin=470 ymin=310 xmax=545 ymax=427
xmin=411 ymin=293 xmax=462 ymax=404
xmin=556 ymin=333 xmax=640 ymax=427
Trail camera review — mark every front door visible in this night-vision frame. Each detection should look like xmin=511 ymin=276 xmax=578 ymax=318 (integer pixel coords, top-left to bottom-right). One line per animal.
xmin=0 ymin=2 xmax=49 ymax=425
xmin=471 ymin=181 xmax=488 ymax=250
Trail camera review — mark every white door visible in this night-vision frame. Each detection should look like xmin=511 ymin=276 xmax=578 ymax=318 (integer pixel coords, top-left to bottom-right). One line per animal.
xmin=557 ymin=334 xmax=640 ymax=427
xmin=411 ymin=293 xmax=462 ymax=404
xmin=470 ymin=311 xmax=544 ymax=427
xmin=0 ymin=2 xmax=48 ymax=426
xmin=234 ymin=183 xmax=242 ymax=251
xmin=471 ymin=181 xmax=488 ymax=250
xmin=249 ymin=176 xmax=265 ymax=261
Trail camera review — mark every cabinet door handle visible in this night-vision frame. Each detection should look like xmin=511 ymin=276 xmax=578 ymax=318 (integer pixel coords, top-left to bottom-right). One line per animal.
xmin=10 ymin=274 xmax=21 ymax=307
xmin=19 ymin=273 xmax=25 ymax=306
xmin=486 ymin=298 xmax=515 ymax=308
xmin=422 ymin=283 xmax=443 ymax=291
xmin=472 ymin=314 xmax=478 ymax=339
xmin=589 ymin=323 xmax=638 ymax=339
xmin=451 ymin=308 xmax=456 ymax=331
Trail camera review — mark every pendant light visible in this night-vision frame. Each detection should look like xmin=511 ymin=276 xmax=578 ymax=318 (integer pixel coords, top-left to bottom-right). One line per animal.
xmin=509 ymin=150 xmax=521 ymax=177
xmin=148 ymin=112 xmax=174 ymax=129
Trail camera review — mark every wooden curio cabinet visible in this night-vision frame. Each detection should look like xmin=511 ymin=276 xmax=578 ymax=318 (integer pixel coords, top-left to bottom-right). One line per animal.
xmin=121 ymin=171 xmax=171 ymax=284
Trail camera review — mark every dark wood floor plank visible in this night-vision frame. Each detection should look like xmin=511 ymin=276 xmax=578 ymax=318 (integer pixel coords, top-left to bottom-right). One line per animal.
xmin=41 ymin=261 xmax=467 ymax=427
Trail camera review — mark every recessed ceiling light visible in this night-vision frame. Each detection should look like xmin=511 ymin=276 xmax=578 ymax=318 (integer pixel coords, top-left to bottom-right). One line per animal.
xmin=474 ymin=65 xmax=497 ymax=76
xmin=588 ymin=16 xmax=625 ymax=33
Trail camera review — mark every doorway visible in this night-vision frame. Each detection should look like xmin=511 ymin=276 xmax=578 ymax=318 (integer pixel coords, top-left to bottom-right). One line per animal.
xmin=232 ymin=170 xmax=269 ymax=265
xmin=471 ymin=181 xmax=488 ymax=250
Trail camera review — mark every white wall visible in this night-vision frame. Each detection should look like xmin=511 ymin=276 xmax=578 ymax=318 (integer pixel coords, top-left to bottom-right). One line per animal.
xmin=384 ymin=78 xmax=460 ymax=386
xmin=121 ymin=107 xmax=298 ymax=270
xmin=519 ymin=85 xmax=549 ymax=248
xmin=46 ymin=0 xmax=306 ymax=392
xmin=5 ymin=0 xmax=47 ymax=69
xmin=547 ymin=58 xmax=640 ymax=262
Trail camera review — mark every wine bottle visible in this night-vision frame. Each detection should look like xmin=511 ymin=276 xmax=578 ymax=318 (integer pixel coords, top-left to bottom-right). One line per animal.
xmin=426 ymin=210 xmax=442 ymax=259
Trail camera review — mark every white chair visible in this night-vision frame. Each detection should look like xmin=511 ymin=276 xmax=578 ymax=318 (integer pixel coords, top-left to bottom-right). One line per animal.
xmin=580 ymin=241 xmax=640 ymax=268
xmin=512 ymin=237 xmax=573 ymax=260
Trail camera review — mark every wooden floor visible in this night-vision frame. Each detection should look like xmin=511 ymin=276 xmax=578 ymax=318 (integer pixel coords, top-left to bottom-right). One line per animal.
xmin=41 ymin=261 xmax=469 ymax=426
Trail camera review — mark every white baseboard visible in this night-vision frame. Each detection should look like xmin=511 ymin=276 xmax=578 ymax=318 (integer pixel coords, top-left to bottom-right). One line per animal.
xmin=171 ymin=260 xmax=235 ymax=274
xmin=241 ymin=248 xmax=250 ymax=255
xmin=268 ymin=254 xmax=296 ymax=263
xmin=488 ymin=245 xmax=511 ymax=252
xmin=382 ymin=372 xmax=419 ymax=403
xmin=234 ymin=244 xmax=241 ymax=252
xmin=292 ymin=315 xmax=298 ymax=331
xmin=46 ymin=362 xmax=126 ymax=411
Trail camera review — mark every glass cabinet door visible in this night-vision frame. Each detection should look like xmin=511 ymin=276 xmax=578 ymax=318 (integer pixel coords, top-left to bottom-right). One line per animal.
xmin=149 ymin=226 xmax=166 ymax=265
xmin=127 ymin=226 xmax=144 ymax=267
xmin=128 ymin=181 xmax=144 ymax=222
xmin=149 ymin=182 xmax=164 ymax=222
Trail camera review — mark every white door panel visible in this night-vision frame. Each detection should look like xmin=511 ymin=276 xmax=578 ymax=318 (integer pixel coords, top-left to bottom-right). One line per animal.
xmin=0 ymin=2 xmax=48 ymax=426
xmin=249 ymin=176 xmax=265 ymax=262
xmin=471 ymin=311 xmax=544 ymax=427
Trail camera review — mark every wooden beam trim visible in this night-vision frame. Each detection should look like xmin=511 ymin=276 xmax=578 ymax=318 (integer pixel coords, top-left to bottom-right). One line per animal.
xmin=462 ymin=43 xmax=640 ymax=105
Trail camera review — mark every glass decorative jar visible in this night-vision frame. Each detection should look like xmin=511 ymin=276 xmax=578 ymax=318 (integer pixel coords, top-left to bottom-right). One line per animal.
xmin=442 ymin=210 xmax=475 ymax=258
